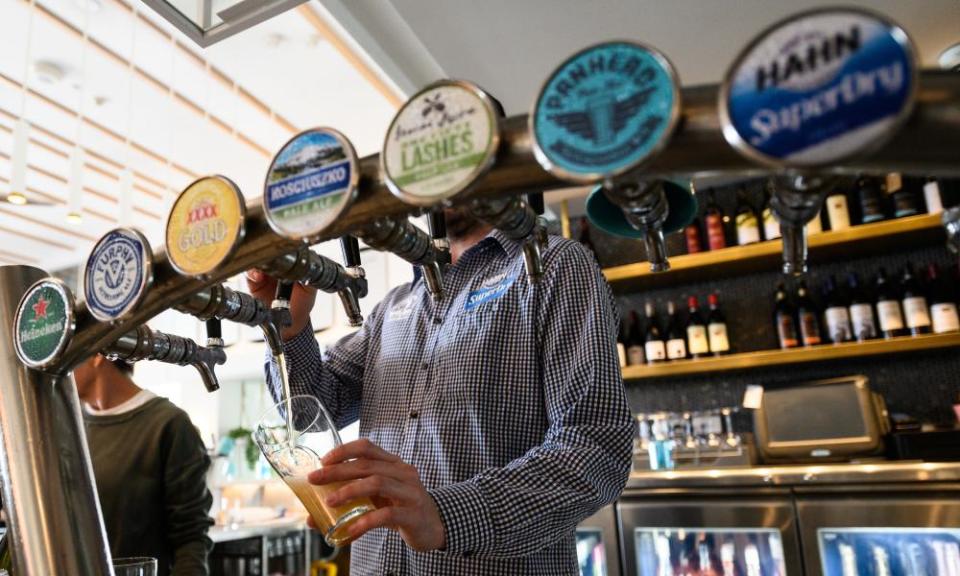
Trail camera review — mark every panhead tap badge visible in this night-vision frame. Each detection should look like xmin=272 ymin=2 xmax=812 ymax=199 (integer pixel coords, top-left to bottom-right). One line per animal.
xmin=382 ymin=80 xmax=500 ymax=206
xmin=531 ymin=41 xmax=681 ymax=183
xmin=720 ymin=8 xmax=917 ymax=167
xmin=166 ymin=176 xmax=245 ymax=277
xmin=14 ymin=278 xmax=75 ymax=369
xmin=84 ymin=228 xmax=153 ymax=322
xmin=264 ymin=128 xmax=359 ymax=241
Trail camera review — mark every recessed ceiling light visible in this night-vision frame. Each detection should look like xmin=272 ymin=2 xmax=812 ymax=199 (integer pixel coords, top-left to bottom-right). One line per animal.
xmin=66 ymin=211 xmax=83 ymax=225
xmin=6 ymin=192 xmax=27 ymax=206
xmin=940 ymin=43 xmax=960 ymax=71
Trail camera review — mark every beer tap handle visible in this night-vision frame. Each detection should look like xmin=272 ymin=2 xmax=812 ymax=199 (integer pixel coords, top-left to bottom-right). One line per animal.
xmin=205 ymin=318 xmax=223 ymax=348
xmin=360 ymin=218 xmax=443 ymax=301
xmin=340 ymin=235 xmax=362 ymax=268
xmin=427 ymin=210 xmax=451 ymax=268
xmin=338 ymin=236 xmax=365 ymax=327
xmin=105 ymin=325 xmax=226 ymax=392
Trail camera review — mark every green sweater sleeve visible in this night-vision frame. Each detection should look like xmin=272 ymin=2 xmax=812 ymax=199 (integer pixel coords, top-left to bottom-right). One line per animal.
xmin=162 ymin=413 xmax=214 ymax=576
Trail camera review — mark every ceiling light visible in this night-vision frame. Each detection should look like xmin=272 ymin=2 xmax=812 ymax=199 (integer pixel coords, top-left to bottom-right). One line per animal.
xmin=940 ymin=43 xmax=960 ymax=71
xmin=75 ymin=0 xmax=102 ymax=12
xmin=66 ymin=211 xmax=83 ymax=225
xmin=32 ymin=60 xmax=67 ymax=86
xmin=6 ymin=192 xmax=27 ymax=206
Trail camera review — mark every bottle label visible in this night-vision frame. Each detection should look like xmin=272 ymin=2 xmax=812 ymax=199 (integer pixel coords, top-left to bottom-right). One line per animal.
xmin=166 ymin=176 xmax=245 ymax=277
xmin=687 ymin=325 xmax=709 ymax=354
xmin=800 ymin=312 xmax=821 ymax=345
xmin=903 ymin=296 xmax=931 ymax=328
xmin=932 ymin=303 xmax=960 ymax=334
xmin=860 ymin=190 xmax=885 ymax=223
xmin=885 ymin=173 xmax=903 ymax=193
xmin=924 ymin=181 xmax=943 ymax=214
xmin=735 ymin=213 xmax=761 ymax=245
xmin=627 ymin=345 xmax=645 ymax=366
xmin=616 ymin=343 xmax=627 ymax=368
xmin=685 ymin=224 xmax=702 ymax=253
xmin=825 ymin=306 xmax=852 ymax=342
xmin=777 ymin=315 xmax=799 ymax=348
xmin=877 ymin=300 xmax=905 ymax=331
xmin=531 ymin=42 xmax=680 ymax=181
xmin=826 ymin=195 xmax=851 ymax=231
xmin=708 ymin=323 xmax=730 ymax=352
xmin=705 ymin=214 xmax=726 ymax=250
xmin=265 ymin=129 xmax=358 ymax=239
xmin=722 ymin=11 xmax=915 ymax=167
xmin=645 ymin=340 xmax=666 ymax=362
xmin=893 ymin=191 xmax=920 ymax=218
xmin=666 ymin=338 xmax=687 ymax=359
xmin=849 ymin=303 xmax=877 ymax=340
xmin=84 ymin=228 xmax=152 ymax=322
xmin=763 ymin=208 xmax=781 ymax=240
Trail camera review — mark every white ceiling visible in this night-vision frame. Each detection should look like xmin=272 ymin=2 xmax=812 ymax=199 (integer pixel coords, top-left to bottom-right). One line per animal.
xmin=331 ymin=0 xmax=960 ymax=115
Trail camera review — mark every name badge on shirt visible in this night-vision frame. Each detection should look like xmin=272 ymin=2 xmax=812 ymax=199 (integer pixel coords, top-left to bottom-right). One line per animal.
xmin=387 ymin=297 xmax=414 ymax=322
xmin=465 ymin=273 xmax=517 ymax=311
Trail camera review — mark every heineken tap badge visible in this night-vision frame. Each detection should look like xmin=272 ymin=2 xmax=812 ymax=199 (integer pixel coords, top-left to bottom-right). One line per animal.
xmin=14 ymin=278 xmax=76 ymax=369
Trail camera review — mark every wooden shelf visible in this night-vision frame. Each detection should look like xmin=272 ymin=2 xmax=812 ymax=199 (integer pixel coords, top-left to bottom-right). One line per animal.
xmin=603 ymin=213 xmax=945 ymax=291
xmin=621 ymin=332 xmax=960 ymax=381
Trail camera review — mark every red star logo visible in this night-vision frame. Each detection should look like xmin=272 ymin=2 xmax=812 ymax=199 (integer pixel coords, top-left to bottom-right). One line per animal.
xmin=32 ymin=296 xmax=48 ymax=320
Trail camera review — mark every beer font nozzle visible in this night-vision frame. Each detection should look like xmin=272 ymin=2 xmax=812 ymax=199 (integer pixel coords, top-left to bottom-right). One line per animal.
xmin=338 ymin=235 xmax=365 ymax=327
xmin=175 ymin=283 xmax=283 ymax=356
xmin=594 ymin=180 xmax=677 ymax=273
xmin=427 ymin=211 xmax=451 ymax=269
xmin=360 ymin=218 xmax=444 ymax=301
xmin=768 ymin=174 xmax=834 ymax=276
xmin=105 ymin=324 xmax=226 ymax=392
xmin=470 ymin=195 xmax=545 ymax=281
xmin=268 ymin=281 xmax=294 ymax=355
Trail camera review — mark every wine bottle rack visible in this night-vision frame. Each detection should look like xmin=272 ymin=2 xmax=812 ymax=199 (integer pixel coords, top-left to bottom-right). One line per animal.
xmin=621 ymin=332 xmax=960 ymax=380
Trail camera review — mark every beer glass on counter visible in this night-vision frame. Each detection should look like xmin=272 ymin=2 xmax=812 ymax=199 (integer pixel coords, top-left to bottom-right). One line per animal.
xmin=254 ymin=395 xmax=375 ymax=546
xmin=112 ymin=557 xmax=158 ymax=576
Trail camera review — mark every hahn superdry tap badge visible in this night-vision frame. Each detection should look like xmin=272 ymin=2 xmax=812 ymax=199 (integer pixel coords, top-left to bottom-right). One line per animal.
xmin=382 ymin=80 xmax=500 ymax=206
xmin=14 ymin=278 xmax=75 ymax=369
xmin=166 ymin=176 xmax=245 ymax=277
xmin=720 ymin=8 xmax=917 ymax=168
xmin=531 ymin=41 xmax=681 ymax=183
xmin=84 ymin=228 xmax=153 ymax=322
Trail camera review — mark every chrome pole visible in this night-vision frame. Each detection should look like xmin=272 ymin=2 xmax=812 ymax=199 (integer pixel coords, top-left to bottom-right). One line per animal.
xmin=0 ymin=265 xmax=113 ymax=576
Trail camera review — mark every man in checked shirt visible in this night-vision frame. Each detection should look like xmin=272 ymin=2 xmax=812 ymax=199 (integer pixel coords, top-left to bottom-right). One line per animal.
xmin=247 ymin=207 xmax=633 ymax=575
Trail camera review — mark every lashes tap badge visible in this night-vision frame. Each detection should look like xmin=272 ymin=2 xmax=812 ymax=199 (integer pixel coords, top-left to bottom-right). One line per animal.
xmin=265 ymin=128 xmax=359 ymax=241
xmin=531 ymin=41 xmax=681 ymax=182
xmin=14 ymin=278 xmax=75 ymax=369
xmin=84 ymin=228 xmax=153 ymax=322
xmin=720 ymin=8 xmax=917 ymax=168
xmin=166 ymin=176 xmax=246 ymax=278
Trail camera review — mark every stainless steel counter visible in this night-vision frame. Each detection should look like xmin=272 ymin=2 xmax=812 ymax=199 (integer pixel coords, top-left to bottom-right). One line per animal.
xmin=627 ymin=461 xmax=960 ymax=489
xmin=210 ymin=517 xmax=307 ymax=544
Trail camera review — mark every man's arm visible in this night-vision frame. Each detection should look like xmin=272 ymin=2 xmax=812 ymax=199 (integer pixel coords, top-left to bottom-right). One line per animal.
xmin=428 ymin=241 xmax=633 ymax=558
xmin=163 ymin=413 xmax=214 ymax=576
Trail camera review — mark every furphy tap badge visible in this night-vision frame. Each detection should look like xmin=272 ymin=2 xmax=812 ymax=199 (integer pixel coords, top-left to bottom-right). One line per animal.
xmin=720 ymin=8 xmax=917 ymax=167
xmin=265 ymin=128 xmax=359 ymax=240
xmin=382 ymin=80 xmax=500 ymax=206
xmin=531 ymin=41 xmax=681 ymax=182
xmin=166 ymin=176 xmax=245 ymax=277
xmin=14 ymin=278 xmax=75 ymax=369
xmin=84 ymin=228 xmax=153 ymax=322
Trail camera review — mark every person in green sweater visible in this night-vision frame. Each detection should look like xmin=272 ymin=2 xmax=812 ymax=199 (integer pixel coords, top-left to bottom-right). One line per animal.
xmin=74 ymin=354 xmax=214 ymax=576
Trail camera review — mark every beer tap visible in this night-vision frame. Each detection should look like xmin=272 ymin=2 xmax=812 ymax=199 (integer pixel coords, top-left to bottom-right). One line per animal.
xmin=597 ymin=180 xmax=675 ymax=272
xmin=104 ymin=324 xmax=226 ymax=392
xmin=175 ymin=282 xmax=284 ymax=356
xmin=427 ymin=211 xmax=451 ymax=269
xmin=360 ymin=217 xmax=444 ymax=301
xmin=270 ymin=281 xmax=294 ymax=346
xmin=338 ymin=236 xmax=366 ymax=326
xmin=767 ymin=175 xmax=835 ymax=276
xmin=470 ymin=194 xmax=545 ymax=281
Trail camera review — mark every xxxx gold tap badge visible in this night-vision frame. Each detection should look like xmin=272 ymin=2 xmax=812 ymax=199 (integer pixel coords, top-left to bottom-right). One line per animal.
xmin=166 ymin=176 xmax=245 ymax=277
xmin=14 ymin=278 xmax=75 ymax=369
xmin=382 ymin=80 xmax=500 ymax=206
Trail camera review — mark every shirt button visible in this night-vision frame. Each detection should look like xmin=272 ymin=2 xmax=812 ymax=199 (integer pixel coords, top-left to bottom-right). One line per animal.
xmin=409 ymin=411 xmax=419 ymax=419
xmin=421 ymin=362 xmax=429 ymax=370
xmin=433 ymin=316 xmax=442 ymax=325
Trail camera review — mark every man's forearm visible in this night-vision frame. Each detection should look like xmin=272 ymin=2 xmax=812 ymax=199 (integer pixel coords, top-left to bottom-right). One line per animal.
xmin=171 ymin=539 xmax=211 ymax=576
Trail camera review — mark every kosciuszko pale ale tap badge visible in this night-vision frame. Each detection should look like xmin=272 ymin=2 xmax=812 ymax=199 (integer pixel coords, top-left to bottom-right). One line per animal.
xmin=382 ymin=80 xmax=500 ymax=206
xmin=84 ymin=227 xmax=153 ymax=322
xmin=531 ymin=41 xmax=681 ymax=183
xmin=166 ymin=176 xmax=246 ymax=277
xmin=14 ymin=278 xmax=76 ymax=369
xmin=264 ymin=128 xmax=359 ymax=241
xmin=719 ymin=8 xmax=917 ymax=168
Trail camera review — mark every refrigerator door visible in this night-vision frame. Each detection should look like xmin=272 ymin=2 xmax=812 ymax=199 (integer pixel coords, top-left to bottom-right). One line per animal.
xmin=618 ymin=491 xmax=801 ymax=576
xmin=797 ymin=486 xmax=960 ymax=576
xmin=578 ymin=505 xmax=622 ymax=576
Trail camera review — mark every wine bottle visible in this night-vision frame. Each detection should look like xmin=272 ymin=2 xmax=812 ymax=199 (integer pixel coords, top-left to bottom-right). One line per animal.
xmin=626 ymin=310 xmax=646 ymax=366
xmin=774 ymin=283 xmax=799 ymax=349
xmin=616 ymin=319 xmax=628 ymax=368
xmin=796 ymin=281 xmax=822 ymax=346
xmin=875 ymin=267 xmax=905 ymax=338
xmin=822 ymin=275 xmax=853 ymax=343
xmin=644 ymin=301 xmax=666 ymax=363
xmin=928 ymin=264 xmax=960 ymax=334
xmin=858 ymin=176 xmax=886 ymax=224
xmin=887 ymin=173 xmax=921 ymax=218
xmin=665 ymin=301 xmax=688 ymax=360
xmin=825 ymin=188 xmax=851 ymax=231
xmin=685 ymin=218 xmax=703 ymax=254
xmin=901 ymin=265 xmax=932 ymax=335
xmin=762 ymin=184 xmax=781 ymax=240
xmin=847 ymin=273 xmax=877 ymax=342
xmin=704 ymin=190 xmax=727 ymax=251
xmin=707 ymin=293 xmax=730 ymax=355
xmin=924 ymin=178 xmax=944 ymax=214
xmin=686 ymin=296 xmax=710 ymax=358
xmin=735 ymin=188 xmax=761 ymax=246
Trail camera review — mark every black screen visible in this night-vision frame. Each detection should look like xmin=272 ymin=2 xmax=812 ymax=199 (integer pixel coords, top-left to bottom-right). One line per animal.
xmin=763 ymin=382 xmax=868 ymax=442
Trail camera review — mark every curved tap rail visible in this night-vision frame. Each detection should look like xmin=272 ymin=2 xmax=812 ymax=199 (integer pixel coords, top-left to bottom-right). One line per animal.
xmin=52 ymin=71 xmax=960 ymax=373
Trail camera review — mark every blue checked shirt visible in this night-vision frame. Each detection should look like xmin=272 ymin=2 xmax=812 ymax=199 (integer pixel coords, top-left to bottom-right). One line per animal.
xmin=266 ymin=230 xmax=632 ymax=576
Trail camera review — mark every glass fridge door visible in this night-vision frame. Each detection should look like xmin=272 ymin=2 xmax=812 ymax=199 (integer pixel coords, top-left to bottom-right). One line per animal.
xmin=578 ymin=527 xmax=610 ymax=576
xmin=819 ymin=528 xmax=960 ymax=576
xmin=633 ymin=527 xmax=787 ymax=576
